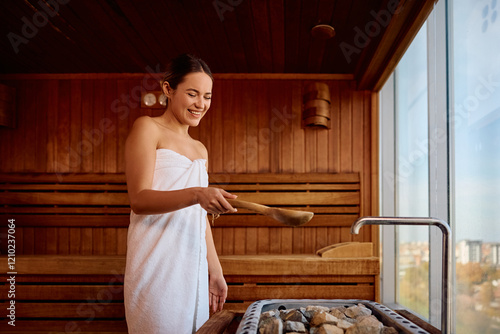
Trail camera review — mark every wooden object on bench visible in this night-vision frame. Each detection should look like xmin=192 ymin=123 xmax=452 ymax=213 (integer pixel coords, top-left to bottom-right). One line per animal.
xmin=0 ymin=254 xmax=379 ymax=332
xmin=316 ymin=242 xmax=373 ymax=258
xmin=195 ymin=310 xmax=237 ymax=334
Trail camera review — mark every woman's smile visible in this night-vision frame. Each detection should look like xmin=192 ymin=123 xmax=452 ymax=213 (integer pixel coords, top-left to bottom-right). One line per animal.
xmin=188 ymin=108 xmax=203 ymax=117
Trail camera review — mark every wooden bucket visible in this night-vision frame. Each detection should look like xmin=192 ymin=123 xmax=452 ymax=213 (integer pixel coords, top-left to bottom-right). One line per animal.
xmin=303 ymin=82 xmax=331 ymax=128
xmin=303 ymin=82 xmax=331 ymax=103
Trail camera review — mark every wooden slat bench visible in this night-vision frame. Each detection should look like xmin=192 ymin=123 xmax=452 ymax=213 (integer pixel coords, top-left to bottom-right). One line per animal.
xmin=0 ymin=172 xmax=367 ymax=255
xmin=0 ymin=172 xmax=361 ymax=229
xmin=0 ymin=255 xmax=379 ymax=333
xmin=0 ymin=172 xmax=378 ymax=332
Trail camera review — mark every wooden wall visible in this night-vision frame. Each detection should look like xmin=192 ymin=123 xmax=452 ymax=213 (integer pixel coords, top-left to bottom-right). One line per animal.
xmin=0 ymin=74 xmax=377 ymax=256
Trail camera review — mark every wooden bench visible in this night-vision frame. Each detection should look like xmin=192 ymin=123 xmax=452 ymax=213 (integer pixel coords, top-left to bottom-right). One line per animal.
xmin=0 ymin=172 xmax=367 ymax=255
xmin=0 ymin=172 xmax=378 ymax=332
xmin=0 ymin=172 xmax=361 ymax=227
xmin=0 ymin=255 xmax=379 ymax=333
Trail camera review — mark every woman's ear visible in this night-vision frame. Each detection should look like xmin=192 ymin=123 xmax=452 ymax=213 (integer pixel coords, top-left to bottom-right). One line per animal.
xmin=162 ymin=81 xmax=173 ymax=98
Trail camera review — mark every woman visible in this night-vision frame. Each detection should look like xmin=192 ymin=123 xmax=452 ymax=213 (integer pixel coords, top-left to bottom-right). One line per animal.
xmin=124 ymin=54 xmax=236 ymax=333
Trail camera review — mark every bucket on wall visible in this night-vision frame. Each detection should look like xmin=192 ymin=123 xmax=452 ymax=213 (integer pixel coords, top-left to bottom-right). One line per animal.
xmin=302 ymin=82 xmax=331 ymax=128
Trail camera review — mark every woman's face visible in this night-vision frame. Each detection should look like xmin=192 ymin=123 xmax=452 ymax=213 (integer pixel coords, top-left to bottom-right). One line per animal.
xmin=164 ymin=72 xmax=213 ymax=127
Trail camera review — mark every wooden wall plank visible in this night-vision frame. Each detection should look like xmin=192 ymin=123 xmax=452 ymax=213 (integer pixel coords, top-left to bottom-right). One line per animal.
xmin=69 ymin=228 xmax=81 ymax=255
xmin=269 ymin=228 xmax=282 ymax=254
xmin=70 ymin=80 xmax=82 ymax=173
xmin=352 ymin=88 xmax=365 ymax=173
xmin=23 ymin=81 xmax=37 ymax=171
xmin=281 ymin=228 xmax=293 ymax=254
xmin=8 ymin=82 xmax=23 ymax=172
xmin=92 ymin=80 xmax=105 ymax=173
xmin=222 ymin=80 xmax=235 ymax=173
xmin=221 ymin=227 xmax=234 ymax=256
xmin=340 ymin=81 xmax=353 ymax=172
xmin=210 ymin=80 xmax=224 ymax=173
xmin=246 ymin=227 xmax=258 ymax=255
xmin=117 ymin=228 xmax=128 ymax=255
xmin=232 ymin=80 xmax=246 ymax=173
xmin=256 ymin=80 xmax=269 ymax=173
xmin=46 ymin=227 xmax=58 ymax=255
xmin=104 ymin=79 xmax=117 ymax=173
xmin=281 ymin=81 xmax=294 ymax=172
xmin=35 ymin=81 xmax=49 ymax=172
xmin=292 ymin=80 xmax=305 ymax=173
xmin=268 ymin=80 xmax=283 ymax=173
xmin=329 ymin=81 xmax=340 ymax=172
xmin=57 ymin=80 xmax=71 ymax=173
xmin=46 ymin=80 xmax=58 ymax=172
xmin=116 ymin=79 xmax=130 ymax=173
xmin=80 ymin=79 xmax=94 ymax=172
xmin=243 ymin=80 xmax=257 ymax=173
xmin=34 ymin=228 xmax=47 ymax=254
xmin=23 ymin=227 xmax=34 ymax=255
xmin=81 ymin=228 xmax=93 ymax=255
xmin=257 ymin=227 xmax=270 ymax=255
xmin=58 ymin=227 xmax=70 ymax=255
xmin=234 ymin=228 xmax=246 ymax=255
xmin=104 ymin=228 xmax=117 ymax=255
xmin=93 ymin=227 xmax=105 ymax=255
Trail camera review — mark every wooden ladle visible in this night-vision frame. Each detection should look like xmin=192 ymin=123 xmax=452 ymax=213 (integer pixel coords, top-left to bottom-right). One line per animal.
xmin=227 ymin=198 xmax=314 ymax=227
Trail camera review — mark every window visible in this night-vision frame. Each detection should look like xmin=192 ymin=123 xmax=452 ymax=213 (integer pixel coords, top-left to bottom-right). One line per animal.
xmin=380 ymin=0 xmax=500 ymax=332
xmin=394 ymin=24 xmax=430 ymax=319
xmin=450 ymin=0 xmax=500 ymax=332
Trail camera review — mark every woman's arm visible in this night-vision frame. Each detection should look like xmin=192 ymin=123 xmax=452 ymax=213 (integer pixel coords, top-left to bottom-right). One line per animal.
xmin=205 ymin=217 xmax=227 ymax=312
xmin=125 ymin=117 xmax=235 ymax=215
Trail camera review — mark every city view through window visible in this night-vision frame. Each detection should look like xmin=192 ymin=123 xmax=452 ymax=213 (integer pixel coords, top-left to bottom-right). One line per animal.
xmin=385 ymin=0 xmax=500 ymax=332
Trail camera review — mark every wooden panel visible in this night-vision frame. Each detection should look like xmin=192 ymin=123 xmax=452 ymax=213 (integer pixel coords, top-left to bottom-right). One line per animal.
xmin=10 ymin=303 xmax=124 ymax=318
xmin=0 ymin=75 xmax=376 ymax=256
xmin=220 ymin=255 xmax=380 ymax=276
xmin=227 ymin=284 xmax=374 ymax=300
xmin=0 ymin=285 xmax=123 ymax=301
xmin=9 ymin=255 xmax=126 ymax=275
xmin=225 ymin=275 xmax=375 ymax=284
xmin=4 ymin=320 xmax=128 ymax=332
xmin=0 ymin=192 xmax=129 ymax=205
xmin=0 ymin=83 xmax=16 ymax=127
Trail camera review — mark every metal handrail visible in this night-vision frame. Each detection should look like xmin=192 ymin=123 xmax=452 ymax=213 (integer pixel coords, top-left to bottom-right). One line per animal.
xmin=351 ymin=216 xmax=452 ymax=334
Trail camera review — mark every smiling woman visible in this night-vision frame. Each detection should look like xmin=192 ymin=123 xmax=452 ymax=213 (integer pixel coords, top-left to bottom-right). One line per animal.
xmin=123 ymin=54 xmax=237 ymax=334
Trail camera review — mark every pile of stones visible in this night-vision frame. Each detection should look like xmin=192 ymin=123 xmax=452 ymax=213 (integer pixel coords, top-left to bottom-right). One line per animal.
xmin=258 ymin=303 xmax=399 ymax=334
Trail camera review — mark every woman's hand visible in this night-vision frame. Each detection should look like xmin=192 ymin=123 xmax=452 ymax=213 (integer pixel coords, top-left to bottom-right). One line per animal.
xmin=195 ymin=187 xmax=237 ymax=215
xmin=209 ymin=272 xmax=228 ymax=313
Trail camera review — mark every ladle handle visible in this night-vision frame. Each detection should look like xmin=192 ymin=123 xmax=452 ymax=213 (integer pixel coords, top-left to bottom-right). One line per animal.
xmin=226 ymin=198 xmax=269 ymax=214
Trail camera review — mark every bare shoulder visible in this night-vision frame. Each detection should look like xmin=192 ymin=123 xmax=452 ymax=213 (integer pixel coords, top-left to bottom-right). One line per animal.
xmin=193 ymin=139 xmax=208 ymax=160
xmin=131 ymin=115 xmax=159 ymax=131
xmin=126 ymin=116 xmax=161 ymax=149
xmin=129 ymin=116 xmax=162 ymax=139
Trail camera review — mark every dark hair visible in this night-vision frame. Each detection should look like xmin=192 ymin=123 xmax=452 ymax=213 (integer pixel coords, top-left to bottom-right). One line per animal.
xmin=160 ymin=53 xmax=213 ymax=91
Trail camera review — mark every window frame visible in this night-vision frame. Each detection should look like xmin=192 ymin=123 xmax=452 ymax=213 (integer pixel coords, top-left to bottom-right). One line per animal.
xmin=378 ymin=0 xmax=454 ymax=331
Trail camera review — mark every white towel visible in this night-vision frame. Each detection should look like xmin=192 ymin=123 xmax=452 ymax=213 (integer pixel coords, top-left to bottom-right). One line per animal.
xmin=124 ymin=149 xmax=209 ymax=334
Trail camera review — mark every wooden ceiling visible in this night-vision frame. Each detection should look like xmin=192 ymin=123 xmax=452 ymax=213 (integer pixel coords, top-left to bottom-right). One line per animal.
xmin=0 ymin=0 xmax=436 ymax=89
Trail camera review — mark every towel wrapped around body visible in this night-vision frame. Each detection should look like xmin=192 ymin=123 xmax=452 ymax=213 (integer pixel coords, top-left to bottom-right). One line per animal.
xmin=124 ymin=149 xmax=209 ymax=334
